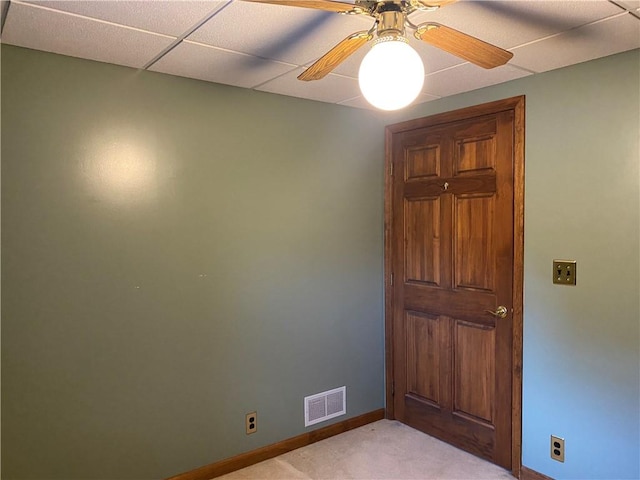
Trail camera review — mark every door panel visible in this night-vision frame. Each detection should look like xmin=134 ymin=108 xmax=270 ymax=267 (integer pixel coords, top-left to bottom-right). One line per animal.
xmin=455 ymin=194 xmax=496 ymax=292
xmin=406 ymin=311 xmax=441 ymax=405
xmin=404 ymin=197 xmax=441 ymax=285
xmin=454 ymin=320 xmax=495 ymax=423
xmin=455 ymin=135 xmax=496 ymax=175
xmin=386 ymin=99 xmax=524 ymax=472
xmin=406 ymin=144 xmax=441 ymax=180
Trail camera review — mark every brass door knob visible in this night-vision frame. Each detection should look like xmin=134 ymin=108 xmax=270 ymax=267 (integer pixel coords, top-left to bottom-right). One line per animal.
xmin=485 ymin=306 xmax=508 ymax=319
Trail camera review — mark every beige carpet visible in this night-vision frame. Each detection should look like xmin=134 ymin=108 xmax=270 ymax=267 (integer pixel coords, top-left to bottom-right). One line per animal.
xmin=216 ymin=419 xmax=515 ymax=479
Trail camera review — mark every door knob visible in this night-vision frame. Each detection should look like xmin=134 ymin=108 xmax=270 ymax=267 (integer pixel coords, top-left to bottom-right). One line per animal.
xmin=485 ymin=305 xmax=508 ymax=318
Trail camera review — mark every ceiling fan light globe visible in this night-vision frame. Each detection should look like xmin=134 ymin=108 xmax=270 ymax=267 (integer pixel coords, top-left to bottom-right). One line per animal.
xmin=358 ymin=37 xmax=424 ymax=111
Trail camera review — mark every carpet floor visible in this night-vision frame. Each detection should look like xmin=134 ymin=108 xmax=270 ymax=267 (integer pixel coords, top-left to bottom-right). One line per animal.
xmin=215 ymin=419 xmax=515 ymax=479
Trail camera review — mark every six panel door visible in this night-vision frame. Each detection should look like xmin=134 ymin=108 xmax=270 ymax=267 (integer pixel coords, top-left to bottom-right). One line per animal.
xmin=389 ymin=110 xmax=515 ymax=468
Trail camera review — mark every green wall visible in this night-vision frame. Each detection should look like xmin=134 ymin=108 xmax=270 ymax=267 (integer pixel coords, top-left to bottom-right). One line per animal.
xmin=2 ymin=44 xmax=639 ymax=480
xmin=398 ymin=49 xmax=640 ymax=479
xmin=1 ymin=45 xmax=388 ymax=479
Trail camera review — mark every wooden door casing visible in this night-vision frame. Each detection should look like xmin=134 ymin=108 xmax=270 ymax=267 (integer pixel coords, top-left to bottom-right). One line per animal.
xmin=384 ymin=97 xmax=524 ymax=476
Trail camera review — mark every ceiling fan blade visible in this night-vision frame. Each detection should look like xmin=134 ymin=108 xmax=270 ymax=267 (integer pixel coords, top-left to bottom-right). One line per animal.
xmin=242 ymin=0 xmax=361 ymax=14
xmin=415 ymin=23 xmax=513 ymax=69
xmin=298 ymin=31 xmax=372 ymax=81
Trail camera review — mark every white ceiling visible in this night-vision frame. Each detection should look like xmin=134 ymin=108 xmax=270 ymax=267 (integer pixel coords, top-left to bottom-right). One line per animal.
xmin=2 ymin=0 xmax=639 ymax=110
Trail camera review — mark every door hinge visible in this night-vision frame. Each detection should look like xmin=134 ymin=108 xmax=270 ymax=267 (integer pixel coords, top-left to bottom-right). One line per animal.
xmin=391 ymin=380 xmax=395 ymax=396
xmin=390 ymin=273 xmax=394 ymax=286
xmin=390 ymin=162 xmax=393 ymax=176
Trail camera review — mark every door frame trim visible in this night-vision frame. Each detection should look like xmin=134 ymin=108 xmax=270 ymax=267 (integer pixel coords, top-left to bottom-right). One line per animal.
xmin=383 ymin=96 xmax=525 ymax=477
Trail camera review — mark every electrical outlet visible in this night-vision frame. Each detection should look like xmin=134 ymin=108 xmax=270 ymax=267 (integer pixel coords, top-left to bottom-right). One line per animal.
xmin=553 ymin=260 xmax=577 ymax=285
xmin=246 ymin=412 xmax=257 ymax=435
xmin=551 ymin=435 xmax=565 ymax=462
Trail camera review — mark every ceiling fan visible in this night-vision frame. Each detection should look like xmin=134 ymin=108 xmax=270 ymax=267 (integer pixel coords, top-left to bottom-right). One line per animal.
xmin=244 ymin=0 xmax=514 ymax=110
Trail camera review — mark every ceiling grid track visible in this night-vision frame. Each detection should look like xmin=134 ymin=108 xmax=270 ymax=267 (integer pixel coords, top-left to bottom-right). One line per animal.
xmin=142 ymin=0 xmax=234 ymax=71
xmin=608 ymin=0 xmax=640 ymax=19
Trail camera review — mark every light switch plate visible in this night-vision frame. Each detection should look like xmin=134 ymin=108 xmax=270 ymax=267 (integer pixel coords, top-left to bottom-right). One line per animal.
xmin=553 ymin=260 xmax=577 ymax=285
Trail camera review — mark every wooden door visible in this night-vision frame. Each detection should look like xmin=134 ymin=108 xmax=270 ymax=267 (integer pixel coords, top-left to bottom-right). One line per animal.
xmin=384 ymin=97 xmax=524 ymax=473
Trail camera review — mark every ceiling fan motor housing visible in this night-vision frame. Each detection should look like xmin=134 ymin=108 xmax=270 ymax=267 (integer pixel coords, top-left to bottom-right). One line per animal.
xmin=377 ymin=10 xmax=405 ymax=37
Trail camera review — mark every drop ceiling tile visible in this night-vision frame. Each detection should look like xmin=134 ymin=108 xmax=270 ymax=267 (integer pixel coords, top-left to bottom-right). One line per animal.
xmin=616 ymin=0 xmax=640 ymax=9
xmin=510 ymin=13 xmax=640 ymax=73
xmin=415 ymin=92 xmax=441 ymax=104
xmin=257 ymin=68 xmax=362 ymax=104
xmin=339 ymin=90 xmax=439 ymax=110
xmin=2 ymin=2 xmax=175 ymax=68
xmin=410 ymin=0 xmax=623 ymax=50
xmin=187 ymin=1 xmax=372 ymax=66
xmin=22 ymin=0 xmax=226 ymax=36
xmin=149 ymin=40 xmax=296 ymax=89
xmin=338 ymin=95 xmax=376 ymax=110
xmin=423 ymin=63 xmax=531 ymax=98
